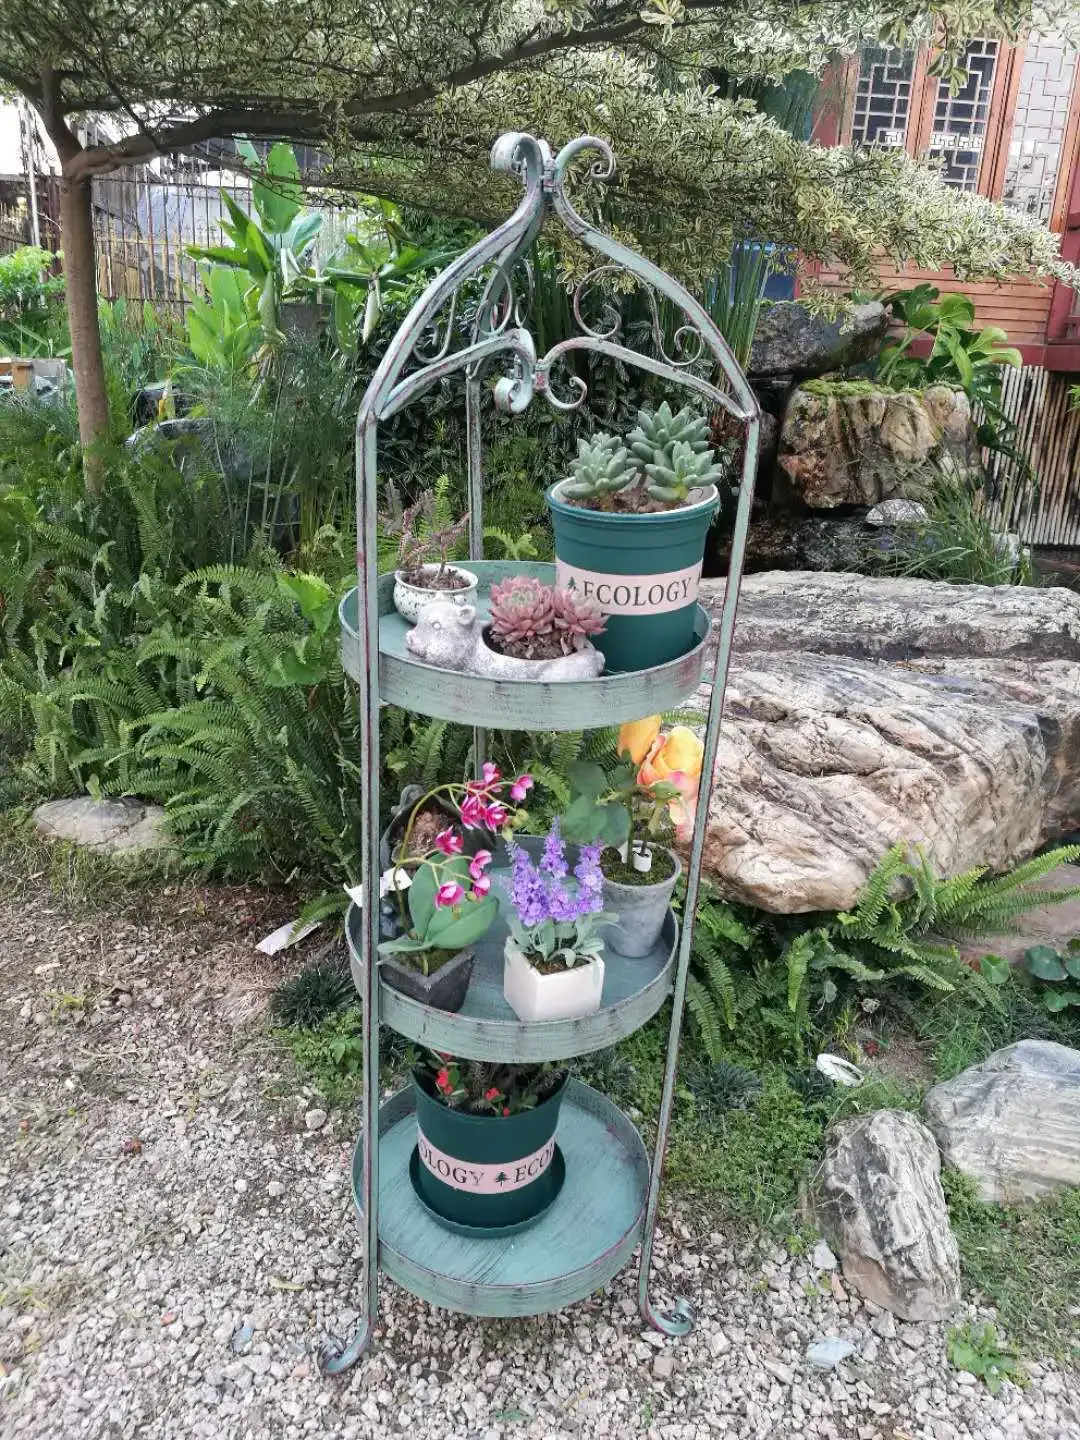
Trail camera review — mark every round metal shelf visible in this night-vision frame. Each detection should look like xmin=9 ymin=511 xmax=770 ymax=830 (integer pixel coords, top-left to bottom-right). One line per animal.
xmin=339 ymin=560 xmax=711 ymax=732
xmin=354 ymin=1080 xmax=648 ymax=1318
xmin=349 ymin=874 xmax=677 ymax=1063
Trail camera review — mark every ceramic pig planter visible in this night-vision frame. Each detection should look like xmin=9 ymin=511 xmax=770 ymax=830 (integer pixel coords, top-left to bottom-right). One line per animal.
xmin=405 ymin=603 xmax=604 ymax=681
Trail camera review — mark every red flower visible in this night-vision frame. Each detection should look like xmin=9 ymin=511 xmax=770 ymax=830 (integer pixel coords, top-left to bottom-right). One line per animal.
xmin=484 ymin=1086 xmax=501 ymax=1101
xmin=502 ymin=1107 xmax=510 ymax=1117
xmin=435 ymin=1069 xmax=452 ymax=1093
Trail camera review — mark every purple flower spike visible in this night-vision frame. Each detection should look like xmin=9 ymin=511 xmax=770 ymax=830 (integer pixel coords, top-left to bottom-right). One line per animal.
xmin=540 ymin=819 xmax=568 ymax=879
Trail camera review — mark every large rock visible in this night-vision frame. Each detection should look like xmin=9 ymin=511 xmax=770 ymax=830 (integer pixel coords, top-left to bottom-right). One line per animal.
xmin=692 ymin=573 xmax=1080 ymax=911
xmin=748 ymin=301 xmax=886 ymax=379
xmin=33 ymin=797 xmax=170 ymax=853
xmin=817 ymin=1110 xmax=961 ymax=1322
xmin=777 ymin=383 xmax=979 ymax=509
xmin=923 ymin=1041 xmax=1080 ymax=1203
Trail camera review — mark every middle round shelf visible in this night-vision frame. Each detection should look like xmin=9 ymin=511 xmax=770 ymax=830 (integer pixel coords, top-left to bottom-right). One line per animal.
xmin=346 ymin=883 xmax=678 ymax=1064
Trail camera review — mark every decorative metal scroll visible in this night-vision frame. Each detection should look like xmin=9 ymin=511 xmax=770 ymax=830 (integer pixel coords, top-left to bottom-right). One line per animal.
xmin=355 ymin=132 xmax=759 ymax=430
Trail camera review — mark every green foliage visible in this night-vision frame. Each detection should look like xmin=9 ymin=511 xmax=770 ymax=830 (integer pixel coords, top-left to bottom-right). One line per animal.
xmin=946 ymin=1321 xmax=1027 ymax=1393
xmin=271 ymin=956 xmax=354 ymax=1027
xmin=0 ymin=246 xmax=65 ymax=355
xmin=944 ymin=1170 xmax=1080 ymax=1364
xmin=878 ymin=284 xmax=1025 ymax=465
xmin=1019 ymin=941 xmax=1080 ymax=1013
xmin=685 ymin=844 xmax=1080 ymax=1061
xmin=881 ymin=480 xmax=1036 ymax=587
xmin=277 ymin=1006 xmax=365 ymax=1104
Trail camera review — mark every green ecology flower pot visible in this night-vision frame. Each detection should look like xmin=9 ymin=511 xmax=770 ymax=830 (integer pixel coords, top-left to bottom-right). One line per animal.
xmin=547 ymin=480 xmax=719 ymax=672
xmin=411 ymin=1071 xmax=568 ymax=1231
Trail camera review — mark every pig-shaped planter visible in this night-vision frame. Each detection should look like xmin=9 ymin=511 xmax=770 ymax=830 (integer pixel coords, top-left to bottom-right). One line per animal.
xmin=405 ymin=602 xmax=604 ymax=681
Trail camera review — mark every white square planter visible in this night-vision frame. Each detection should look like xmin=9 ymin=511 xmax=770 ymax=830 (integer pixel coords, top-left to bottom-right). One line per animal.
xmin=503 ymin=940 xmax=605 ymax=1023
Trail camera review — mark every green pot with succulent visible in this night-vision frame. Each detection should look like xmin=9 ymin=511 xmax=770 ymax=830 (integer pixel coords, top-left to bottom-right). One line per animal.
xmin=546 ymin=402 xmax=725 ymax=671
xmin=411 ymin=1049 xmax=569 ymax=1231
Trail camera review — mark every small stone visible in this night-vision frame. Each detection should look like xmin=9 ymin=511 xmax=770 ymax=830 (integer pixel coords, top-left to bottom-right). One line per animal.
xmin=234 ymin=1178 xmax=248 ymax=1194
xmin=871 ymin=1310 xmax=897 ymax=1339
xmin=865 ymin=498 xmax=929 ymax=528
xmin=762 ymin=1360 xmax=794 ymax=1386
xmin=652 ymin=1352 xmax=675 ymax=1381
xmin=708 ymin=1329 xmax=731 ymax=1357
xmin=5 ymin=1201 xmax=21 ymax=1220
xmin=268 ymin=1180 xmax=285 ymax=1198
xmin=304 ymin=1109 xmax=328 ymax=1132
xmin=230 ymin=1323 xmax=255 ymax=1355
xmin=829 ymin=1273 xmax=846 ymax=1303
xmin=122 ymin=1137 xmax=143 ymax=1155
xmin=245 ymin=1354 xmax=271 ymax=1377
xmin=811 ymin=1241 xmax=838 ymax=1271
xmin=954 ymin=1370 xmax=977 ymax=1387
xmin=806 ymin=1337 xmax=856 ymax=1371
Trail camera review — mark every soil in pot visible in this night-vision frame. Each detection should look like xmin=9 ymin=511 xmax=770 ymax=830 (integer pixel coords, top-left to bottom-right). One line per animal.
xmin=600 ymin=847 xmax=677 ymax=886
xmin=411 ymin=1069 xmax=569 ymax=1229
xmin=398 ymin=565 xmax=472 ymax=593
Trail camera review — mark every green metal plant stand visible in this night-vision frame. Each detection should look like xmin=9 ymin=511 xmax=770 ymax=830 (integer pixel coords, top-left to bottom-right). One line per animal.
xmin=321 ymin=131 xmax=760 ymax=1373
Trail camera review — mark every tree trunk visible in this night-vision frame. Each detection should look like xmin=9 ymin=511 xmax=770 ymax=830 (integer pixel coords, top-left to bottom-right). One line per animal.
xmin=59 ymin=174 xmax=110 ymax=489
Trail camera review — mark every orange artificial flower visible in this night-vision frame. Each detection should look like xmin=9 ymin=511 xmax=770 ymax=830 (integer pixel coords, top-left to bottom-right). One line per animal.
xmin=636 ymin=725 xmax=704 ymax=842
xmin=617 ymin=715 xmax=661 ymax=766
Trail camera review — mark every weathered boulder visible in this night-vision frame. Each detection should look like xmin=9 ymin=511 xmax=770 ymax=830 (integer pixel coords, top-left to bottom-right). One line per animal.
xmin=692 ymin=573 xmax=1080 ymax=911
xmin=777 ymin=383 xmax=980 ymax=509
xmin=748 ymin=301 xmax=886 ymax=379
xmin=817 ymin=1109 xmax=961 ymax=1322
xmin=865 ymin=499 xmax=929 ymax=527
xmin=923 ymin=1041 xmax=1080 ymax=1203
xmin=33 ymin=797 xmax=170 ymax=853
xmin=792 ymin=517 xmax=894 ymax=573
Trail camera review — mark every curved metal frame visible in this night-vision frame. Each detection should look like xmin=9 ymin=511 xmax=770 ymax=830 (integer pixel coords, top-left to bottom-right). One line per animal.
xmin=321 ymin=131 xmax=759 ymax=1374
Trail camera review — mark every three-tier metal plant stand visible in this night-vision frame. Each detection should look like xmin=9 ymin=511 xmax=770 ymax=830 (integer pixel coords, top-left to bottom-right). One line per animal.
xmin=322 ymin=131 xmax=759 ymax=1373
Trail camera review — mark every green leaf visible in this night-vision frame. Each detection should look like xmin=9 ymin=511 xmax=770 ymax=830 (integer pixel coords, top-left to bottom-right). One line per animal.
xmin=979 ymin=953 xmax=1011 ymax=987
xmin=1024 ymin=944 xmax=1067 ymax=981
xmin=257 ymin=271 xmax=278 ymax=333
xmin=1062 ymin=951 xmax=1080 ymax=979
xmin=254 ymin=142 xmax=303 ymax=234
xmin=277 ymin=572 xmax=334 ymax=632
xmin=425 ymin=894 xmax=499 ymax=949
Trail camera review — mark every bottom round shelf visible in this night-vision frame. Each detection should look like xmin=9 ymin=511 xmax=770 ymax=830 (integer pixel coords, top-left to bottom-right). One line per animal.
xmin=352 ymin=1079 xmax=649 ymax=1317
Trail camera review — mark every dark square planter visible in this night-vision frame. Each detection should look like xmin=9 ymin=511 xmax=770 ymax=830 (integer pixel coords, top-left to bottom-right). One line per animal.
xmin=380 ymin=947 xmax=476 ymax=1013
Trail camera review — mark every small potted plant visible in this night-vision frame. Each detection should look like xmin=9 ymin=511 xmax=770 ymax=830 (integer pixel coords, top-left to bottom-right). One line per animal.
xmin=546 ymin=403 xmax=726 ymax=671
xmin=377 ymin=764 xmax=533 ymax=1010
xmin=411 ymin=1049 xmax=569 ymax=1231
xmin=502 ymin=821 xmax=612 ymax=1023
xmin=386 ymin=495 xmax=478 ymax=622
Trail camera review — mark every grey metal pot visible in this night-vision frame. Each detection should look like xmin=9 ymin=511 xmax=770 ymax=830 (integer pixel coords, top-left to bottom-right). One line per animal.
xmin=601 ymin=849 xmax=682 ymax=958
xmin=380 ymin=947 xmax=476 ymax=1013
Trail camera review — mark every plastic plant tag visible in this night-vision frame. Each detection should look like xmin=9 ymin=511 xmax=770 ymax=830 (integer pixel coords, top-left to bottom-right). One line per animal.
xmin=343 ymin=868 xmax=412 ymax=909
xmin=255 ymin=918 xmax=321 ymax=955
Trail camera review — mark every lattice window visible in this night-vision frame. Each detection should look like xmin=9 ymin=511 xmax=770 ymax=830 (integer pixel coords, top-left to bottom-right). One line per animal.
xmin=1002 ymin=37 xmax=1079 ymax=223
xmin=850 ymin=47 xmax=916 ymax=148
xmin=927 ymin=38 xmax=1000 ymax=189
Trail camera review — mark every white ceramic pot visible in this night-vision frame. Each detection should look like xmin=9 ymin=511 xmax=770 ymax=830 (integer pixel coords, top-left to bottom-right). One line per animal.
xmin=503 ymin=939 xmax=605 ymax=1023
xmin=393 ymin=565 xmax=479 ymax=623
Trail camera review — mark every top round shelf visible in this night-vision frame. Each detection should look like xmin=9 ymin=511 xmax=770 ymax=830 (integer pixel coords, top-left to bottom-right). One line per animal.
xmin=339 ymin=561 xmax=711 ymax=732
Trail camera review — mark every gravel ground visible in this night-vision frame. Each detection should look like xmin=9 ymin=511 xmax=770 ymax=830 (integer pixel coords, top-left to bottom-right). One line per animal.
xmin=1 ymin=877 xmax=1078 ymax=1440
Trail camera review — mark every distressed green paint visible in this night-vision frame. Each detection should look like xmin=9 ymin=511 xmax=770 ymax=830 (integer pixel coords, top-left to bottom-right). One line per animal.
xmin=349 ymin=900 xmax=677 ymax=1063
xmin=352 ymin=1082 xmax=649 ymax=1317
xmin=324 ymin=131 xmax=761 ymax=1376
xmin=339 ymin=564 xmax=711 ymax=730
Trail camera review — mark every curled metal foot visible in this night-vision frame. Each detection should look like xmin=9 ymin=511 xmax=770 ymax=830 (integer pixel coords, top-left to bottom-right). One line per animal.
xmin=318 ymin=1319 xmax=373 ymax=1376
xmin=641 ymin=1293 xmax=696 ymax=1338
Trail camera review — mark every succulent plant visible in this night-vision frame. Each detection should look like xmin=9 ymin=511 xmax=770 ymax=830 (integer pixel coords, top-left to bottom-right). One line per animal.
xmin=561 ymin=432 xmax=638 ymax=500
xmin=489 ymin=575 xmax=556 ymax=654
xmin=551 ymin=586 xmax=606 ymax=653
xmin=627 ymin=402 xmax=724 ymax=502
xmin=643 ymin=438 xmax=726 ymax=504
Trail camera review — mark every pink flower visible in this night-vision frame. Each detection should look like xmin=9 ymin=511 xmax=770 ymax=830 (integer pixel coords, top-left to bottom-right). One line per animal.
xmin=509 ymin=773 xmax=534 ymax=802
xmin=434 ymin=827 xmax=463 ymax=856
xmin=484 ymin=803 xmax=508 ymax=829
xmin=459 ymin=793 xmax=487 ymax=829
xmin=470 ymin=875 xmax=492 ymax=898
xmin=435 ymin=882 xmax=465 ymax=908
xmin=436 ymin=1068 xmax=452 ymax=1093
xmin=481 ymin=762 xmax=501 ymax=785
xmin=468 ymin=849 xmax=492 ymax=880
xmin=484 ymin=1086 xmax=501 ymax=1101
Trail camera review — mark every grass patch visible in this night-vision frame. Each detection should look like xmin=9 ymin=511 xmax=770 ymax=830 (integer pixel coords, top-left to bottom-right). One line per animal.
xmin=944 ymin=1171 xmax=1080 ymax=1364
xmin=275 ymin=1007 xmax=366 ymax=1106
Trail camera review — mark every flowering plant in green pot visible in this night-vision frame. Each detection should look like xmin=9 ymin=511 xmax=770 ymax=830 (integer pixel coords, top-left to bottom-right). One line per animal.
xmin=377 ymin=763 xmax=533 ymax=1012
xmin=547 ymin=402 xmax=726 ymax=672
xmin=410 ymin=1048 xmax=569 ymax=1231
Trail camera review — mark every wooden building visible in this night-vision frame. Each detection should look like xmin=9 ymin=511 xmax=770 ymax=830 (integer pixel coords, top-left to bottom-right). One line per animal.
xmin=808 ymin=33 xmax=1080 ymax=544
